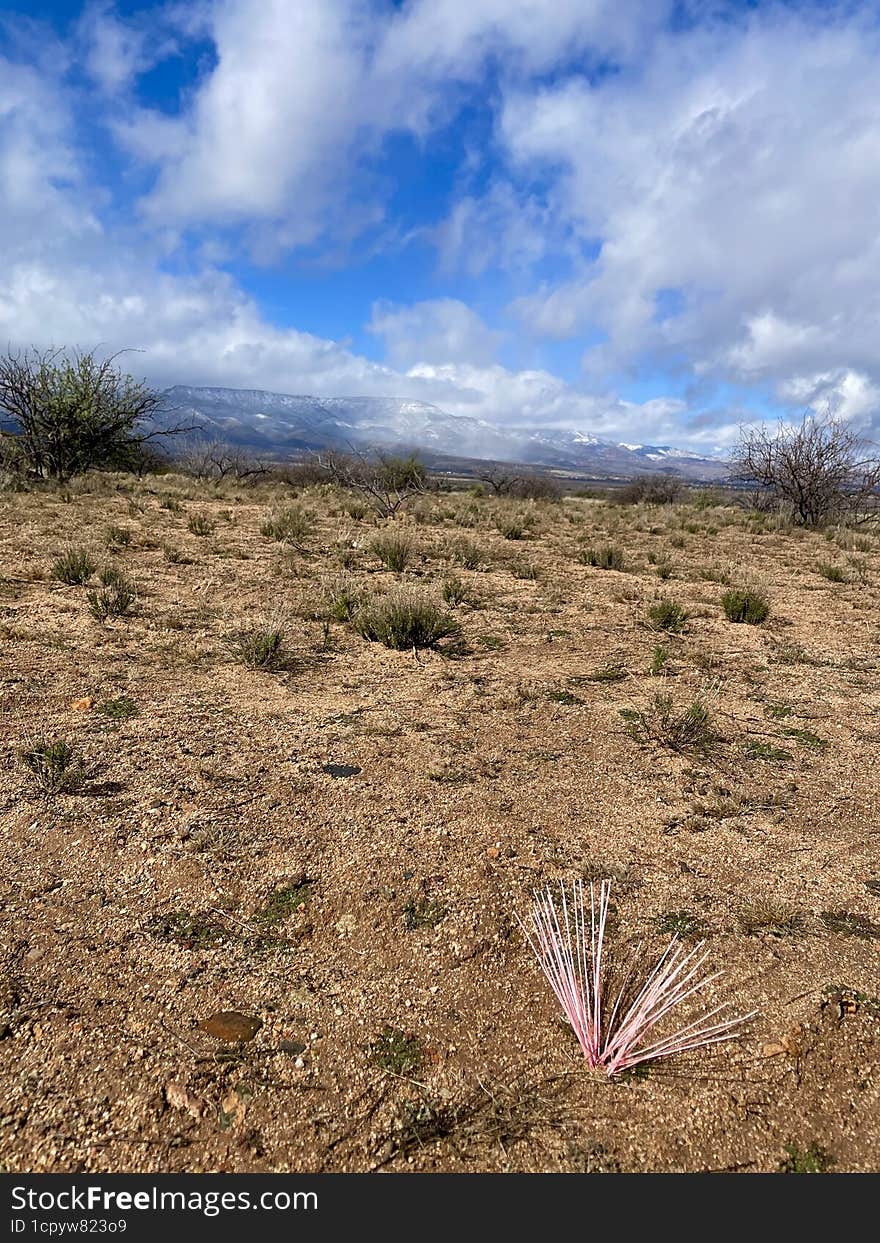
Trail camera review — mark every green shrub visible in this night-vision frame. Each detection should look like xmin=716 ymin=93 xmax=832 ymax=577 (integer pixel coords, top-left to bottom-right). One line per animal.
xmin=260 ymin=505 xmax=312 ymax=546
xmin=97 ymin=696 xmax=138 ymax=721
xmin=721 ymin=588 xmax=770 ymax=624
xmin=21 ymin=739 xmax=86 ymax=794
xmin=87 ymin=578 xmax=137 ymax=620
xmin=322 ymin=575 xmax=362 ymax=622
xmin=98 ymin=564 xmax=128 ymax=588
xmin=231 ymin=619 xmax=288 ymax=670
xmin=355 ymin=588 xmax=461 ymax=651
xmin=447 ymin=539 xmax=481 ymax=570
xmin=187 ymin=513 xmax=215 ymax=537
xmin=50 ymin=547 xmax=95 ymax=585
xmin=162 ymin=545 xmax=191 ymax=564
xmin=647 ymin=599 xmax=688 ymax=632
xmin=442 ymin=576 xmax=471 ymax=605
xmin=370 ymin=530 xmax=413 ymax=572
xmin=495 ymin=512 xmax=533 ymax=540
xmin=622 ymin=694 xmax=716 ymax=755
xmin=816 ymin=561 xmax=847 ymax=583
xmin=580 ymin=544 xmax=626 ymax=571
xmin=105 ymin=524 xmax=131 ymax=547
xmin=650 ymin=644 xmax=670 ymax=675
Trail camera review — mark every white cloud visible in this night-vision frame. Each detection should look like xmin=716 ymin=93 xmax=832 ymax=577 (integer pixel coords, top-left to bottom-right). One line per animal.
xmin=368 ymin=298 xmax=502 ymax=368
xmin=5 ymin=1 xmax=880 ymax=453
xmin=778 ymin=369 xmax=880 ymax=427
xmin=77 ymin=1 xmax=152 ymax=93
xmin=496 ymin=7 xmax=880 ymax=426
xmin=124 ymin=0 xmax=667 ymax=244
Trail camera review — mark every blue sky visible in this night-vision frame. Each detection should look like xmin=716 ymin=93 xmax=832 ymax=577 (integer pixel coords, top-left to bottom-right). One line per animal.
xmin=2 ymin=1 xmax=879 ymax=450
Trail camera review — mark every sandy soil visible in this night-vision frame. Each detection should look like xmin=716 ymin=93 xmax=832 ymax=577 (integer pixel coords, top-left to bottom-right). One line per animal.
xmin=0 ymin=473 xmax=878 ymax=1173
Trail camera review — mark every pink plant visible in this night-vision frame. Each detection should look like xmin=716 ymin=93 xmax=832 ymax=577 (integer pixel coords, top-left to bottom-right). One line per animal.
xmin=522 ymin=879 xmax=752 ymax=1076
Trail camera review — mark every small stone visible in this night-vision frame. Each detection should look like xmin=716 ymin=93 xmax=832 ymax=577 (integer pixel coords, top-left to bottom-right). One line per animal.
xmin=70 ymin=696 xmax=94 ymax=711
xmin=199 ymin=1011 xmax=262 ymax=1043
xmin=486 ymin=846 xmax=500 ymax=859
xmin=165 ymin=1081 xmax=204 ymax=1119
xmin=322 ymin=763 xmax=361 ymax=779
xmin=279 ymin=1039 xmax=307 ymax=1056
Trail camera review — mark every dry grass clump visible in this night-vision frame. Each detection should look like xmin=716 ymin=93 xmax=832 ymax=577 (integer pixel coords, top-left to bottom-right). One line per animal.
xmin=260 ymin=505 xmax=312 ymax=546
xmin=622 ymin=694 xmax=717 ymax=755
xmin=355 ymin=587 xmax=461 ymax=650
xmin=370 ymin=530 xmax=414 ymax=571
xmin=21 ymin=738 xmax=87 ymax=795
xmin=50 ymin=546 xmax=95 ymax=585
xmin=187 ymin=513 xmax=215 ymax=537
xmin=230 ymin=612 xmax=289 ymax=670
xmin=721 ymin=587 xmax=770 ymax=624
xmin=580 ymin=544 xmax=626 ymax=570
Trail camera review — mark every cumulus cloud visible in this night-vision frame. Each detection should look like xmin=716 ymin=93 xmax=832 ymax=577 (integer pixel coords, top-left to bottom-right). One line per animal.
xmin=368 ymin=299 xmax=502 ymax=368
xmin=127 ymin=0 xmax=667 ymax=242
xmin=496 ymin=6 xmax=880 ymax=427
xmin=2 ymin=0 xmax=879 ymax=452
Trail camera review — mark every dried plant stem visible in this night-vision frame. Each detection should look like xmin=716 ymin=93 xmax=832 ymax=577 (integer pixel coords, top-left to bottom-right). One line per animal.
xmin=523 ymin=880 xmax=752 ymax=1076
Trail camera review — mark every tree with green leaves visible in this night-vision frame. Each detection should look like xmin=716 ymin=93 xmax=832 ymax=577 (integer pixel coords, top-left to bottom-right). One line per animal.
xmin=0 ymin=347 xmax=184 ymax=482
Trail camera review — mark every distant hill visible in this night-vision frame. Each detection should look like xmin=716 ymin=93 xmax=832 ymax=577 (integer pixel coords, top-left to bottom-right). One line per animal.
xmin=159 ymin=384 xmax=728 ymax=480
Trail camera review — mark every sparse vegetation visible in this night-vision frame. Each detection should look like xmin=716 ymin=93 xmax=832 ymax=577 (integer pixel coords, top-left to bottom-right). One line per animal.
xmin=816 ymin=561 xmax=847 ymax=583
xmin=355 ymin=588 xmax=460 ymax=650
xmin=50 ymin=546 xmax=95 ymax=585
xmin=721 ymin=588 xmax=770 ymax=624
xmin=2 ymin=456 xmax=878 ymax=1174
xmin=780 ymin=1143 xmax=834 ymax=1174
xmin=86 ymin=577 xmax=137 ymax=620
xmin=580 ymin=544 xmax=626 ymax=570
xmin=187 ymin=513 xmax=215 ymax=537
xmin=370 ymin=530 xmax=414 ymax=571
xmin=622 ymin=694 xmax=716 ymax=755
xmin=21 ymin=739 xmax=86 ymax=795
xmin=230 ymin=616 xmax=289 ymax=670
xmin=367 ymin=1026 xmax=424 ymax=1075
xmin=260 ymin=505 xmax=312 ymax=546
xmin=105 ymin=524 xmax=132 ymax=547
xmin=647 ymin=599 xmax=688 ymax=632
xmin=442 ymin=576 xmax=472 ymax=605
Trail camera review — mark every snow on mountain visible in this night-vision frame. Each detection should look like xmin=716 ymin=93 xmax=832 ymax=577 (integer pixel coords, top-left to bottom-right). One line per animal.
xmin=159 ymin=385 xmax=727 ymax=479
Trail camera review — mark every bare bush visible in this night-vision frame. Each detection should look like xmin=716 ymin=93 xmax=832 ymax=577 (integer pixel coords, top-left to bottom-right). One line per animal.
xmin=615 ymin=472 xmax=683 ymax=505
xmin=176 ymin=439 xmax=270 ymax=482
xmin=477 ymin=468 xmax=563 ymax=501
xmin=731 ymin=413 xmax=880 ymax=526
xmin=319 ymin=449 xmax=428 ymax=518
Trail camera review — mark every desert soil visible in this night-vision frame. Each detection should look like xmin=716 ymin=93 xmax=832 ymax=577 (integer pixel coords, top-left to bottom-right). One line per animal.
xmin=0 ymin=474 xmax=878 ymax=1173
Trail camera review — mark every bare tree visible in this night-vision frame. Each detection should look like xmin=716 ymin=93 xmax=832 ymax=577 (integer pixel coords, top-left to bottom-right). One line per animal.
xmin=615 ymin=472 xmax=683 ymax=506
xmin=731 ymin=412 xmax=880 ymax=526
xmin=0 ymin=347 xmax=188 ymax=483
xmin=477 ymin=467 xmax=527 ymax=495
xmin=176 ymin=438 xmax=270 ymax=482
xmin=477 ymin=467 xmax=562 ymax=501
xmin=319 ymin=448 xmax=428 ymax=517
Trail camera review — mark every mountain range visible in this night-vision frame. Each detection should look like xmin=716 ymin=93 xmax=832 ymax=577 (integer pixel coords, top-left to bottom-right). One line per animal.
xmin=160 ymin=385 xmax=728 ymax=480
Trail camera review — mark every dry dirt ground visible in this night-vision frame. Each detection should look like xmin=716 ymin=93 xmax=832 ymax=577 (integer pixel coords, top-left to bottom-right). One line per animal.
xmin=1 ymin=473 xmax=878 ymax=1174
